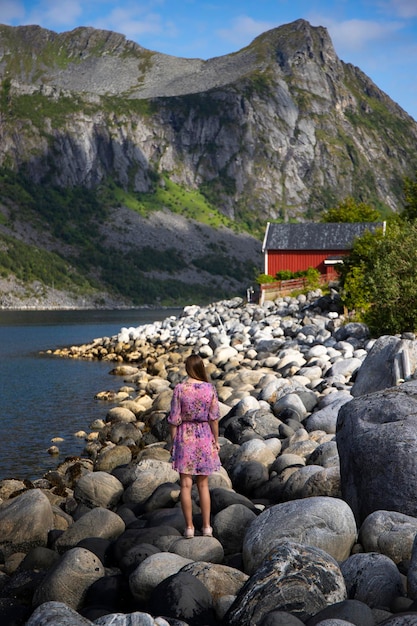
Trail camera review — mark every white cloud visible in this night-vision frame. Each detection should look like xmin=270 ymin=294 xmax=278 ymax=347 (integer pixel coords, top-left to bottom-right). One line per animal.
xmin=0 ymin=0 xmax=25 ymax=23
xmin=377 ymin=0 xmax=417 ymax=18
xmin=13 ymin=0 xmax=83 ymax=29
xmin=92 ymin=4 xmax=178 ymax=42
xmin=41 ymin=0 xmax=83 ymax=27
xmin=314 ymin=16 xmax=404 ymax=52
xmin=216 ymin=15 xmax=277 ymax=47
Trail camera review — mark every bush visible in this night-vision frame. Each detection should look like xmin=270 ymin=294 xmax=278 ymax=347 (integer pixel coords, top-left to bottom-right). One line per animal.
xmin=340 ymin=220 xmax=417 ymax=334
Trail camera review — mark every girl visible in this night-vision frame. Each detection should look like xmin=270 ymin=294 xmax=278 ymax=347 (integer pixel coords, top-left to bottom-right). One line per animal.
xmin=168 ymin=353 xmax=221 ymax=538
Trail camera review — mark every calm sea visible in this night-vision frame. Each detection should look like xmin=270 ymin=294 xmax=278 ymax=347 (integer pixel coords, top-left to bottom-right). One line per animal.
xmin=0 ymin=308 xmax=181 ymax=481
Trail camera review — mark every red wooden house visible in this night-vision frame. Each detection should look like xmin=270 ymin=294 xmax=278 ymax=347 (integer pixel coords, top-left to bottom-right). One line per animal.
xmin=262 ymin=221 xmax=385 ymax=279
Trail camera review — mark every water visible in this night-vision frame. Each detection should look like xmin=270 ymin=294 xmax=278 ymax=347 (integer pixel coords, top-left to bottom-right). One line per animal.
xmin=0 ymin=308 xmax=181 ymax=481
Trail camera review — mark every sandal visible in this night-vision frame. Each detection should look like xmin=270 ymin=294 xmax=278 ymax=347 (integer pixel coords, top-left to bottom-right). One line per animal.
xmin=184 ymin=527 xmax=194 ymax=539
xmin=202 ymin=526 xmax=213 ymax=537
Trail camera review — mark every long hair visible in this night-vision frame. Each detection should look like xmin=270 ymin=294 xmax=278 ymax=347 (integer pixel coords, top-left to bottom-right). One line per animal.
xmin=185 ymin=353 xmax=209 ymax=382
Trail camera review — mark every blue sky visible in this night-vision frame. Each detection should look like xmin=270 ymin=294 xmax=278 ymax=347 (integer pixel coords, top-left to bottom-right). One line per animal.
xmin=1 ymin=0 xmax=417 ymax=121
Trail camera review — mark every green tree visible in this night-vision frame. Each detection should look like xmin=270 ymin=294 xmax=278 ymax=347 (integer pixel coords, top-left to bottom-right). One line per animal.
xmin=321 ymin=197 xmax=380 ymax=223
xmin=401 ymin=171 xmax=417 ymax=221
xmin=340 ymin=221 xmax=417 ymax=334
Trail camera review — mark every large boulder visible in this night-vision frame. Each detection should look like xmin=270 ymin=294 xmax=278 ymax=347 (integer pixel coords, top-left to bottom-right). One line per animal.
xmin=351 ymin=335 xmax=417 ymax=397
xmin=337 ymin=380 xmax=417 ymax=523
xmin=54 ymin=508 xmax=125 ymax=553
xmin=129 ymin=552 xmax=193 ymax=603
xmin=242 ymin=496 xmax=357 ymax=575
xmin=0 ymin=490 xmax=54 ymax=558
xmin=32 ymin=547 xmax=105 ymax=610
xmin=340 ymin=552 xmax=405 ymax=610
xmin=148 ymin=570 xmax=217 ymax=625
xmin=25 ymin=601 xmax=93 ymax=625
xmin=74 ymin=472 xmax=124 ymax=510
xmin=359 ymin=510 xmax=417 ymax=564
xmin=226 ymin=541 xmax=346 ymax=626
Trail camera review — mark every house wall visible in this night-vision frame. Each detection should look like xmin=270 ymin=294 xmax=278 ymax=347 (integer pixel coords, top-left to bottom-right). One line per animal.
xmin=265 ymin=249 xmax=350 ymax=277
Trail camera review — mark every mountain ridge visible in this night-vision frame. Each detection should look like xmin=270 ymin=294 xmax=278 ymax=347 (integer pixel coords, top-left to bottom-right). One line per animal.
xmin=0 ymin=19 xmax=416 ymax=307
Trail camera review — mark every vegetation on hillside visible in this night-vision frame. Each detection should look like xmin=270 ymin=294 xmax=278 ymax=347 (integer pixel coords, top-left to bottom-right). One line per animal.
xmin=0 ymin=168 xmax=255 ymax=305
xmin=320 ymin=197 xmax=381 ymax=223
xmin=338 ymin=176 xmax=417 ymax=335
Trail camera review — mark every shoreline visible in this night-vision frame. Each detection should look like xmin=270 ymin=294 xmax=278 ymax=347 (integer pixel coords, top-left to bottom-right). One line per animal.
xmin=2 ymin=292 xmax=416 ymax=625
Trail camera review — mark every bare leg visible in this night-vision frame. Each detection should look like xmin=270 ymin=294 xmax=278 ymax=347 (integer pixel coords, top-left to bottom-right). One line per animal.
xmin=180 ymin=473 xmax=194 ymax=530
xmin=196 ymin=475 xmax=211 ymax=529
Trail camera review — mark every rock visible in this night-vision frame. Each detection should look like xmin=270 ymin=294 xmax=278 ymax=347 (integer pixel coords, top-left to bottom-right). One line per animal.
xmin=213 ymin=504 xmax=257 ymax=556
xmin=337 ymin=380 xmax=417 ymax=523
xmin=32 ymin=547 xmax=105 ymax=610
xmin=259 ymin=611 xmax=305 ymax=625
xmin=129 ymin=552 xmax=193 ymax=603
xmin=94 ymin=445 xmax=133 ymax=472
xmin=54 ymin=507 xmax=125 ymax=553
xmin=229 ymin=460 xmax=269 ymax=497
xmin=0 ymin=489 xmax=54 ymax=558
xmin=119 ymin=543 xmax=160 ymax=577
xmin=168 ymin=535 xmax=225 ymax=563
xmin=148 ymin=571 xmax=217 ymax=625
xmin=407 ymin=534 xmax=417 ymax=601
xmin=304 ymin=394 xmax=352 ymax=434
xmin=281 ymin=465 xmax=324 ymax=500
xmin=95 ymin=611 xmax=172 ymax=624
xmin=243 ymin=496 xmax=357 ymax=575
xmin=123 ymin=464 xmax=179 ymax=508
xmin=340 ymin=552 xmax=405 ymax=610
xmin=180 ymin=561 xmax=249 ymax=601
xmin=26 ymin=601 xmax=93 ymax=625
xmin=305 ymin=599 xmax=375 ymax=625
xmin=351 ymin=336 xmax=417 ymax=397
xmin=105 ymin=407 xmax=137 ymax=424
xmin=210 ymin=487 xmax=259 ymax=514
xmin=300 ymin=466 xmax=341 ymax=499
xmin=359 ymin=510 xmax=417 ymax=565
xmin=112 ymin=527 xmax=181 ymax=564
xmin=226 ymin=540 xmax=347 ymax=625
xmin=74 ymin=471 xmax=124 ymax=509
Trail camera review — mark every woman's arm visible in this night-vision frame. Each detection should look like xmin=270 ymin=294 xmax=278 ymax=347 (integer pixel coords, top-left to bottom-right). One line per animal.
xmin=209 ymin=419 xmax=220 ymax=451
xmin=169 ymin=424 xmax=177 ymax=452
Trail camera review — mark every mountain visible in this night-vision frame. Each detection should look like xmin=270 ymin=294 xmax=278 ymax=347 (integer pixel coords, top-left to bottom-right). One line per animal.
xmin=0 ymin=19 xmax=416 ymax=308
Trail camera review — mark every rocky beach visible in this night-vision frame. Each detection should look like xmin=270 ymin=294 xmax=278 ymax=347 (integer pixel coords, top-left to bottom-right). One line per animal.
xmin=2 ymin=290 xmax=417 ymax=625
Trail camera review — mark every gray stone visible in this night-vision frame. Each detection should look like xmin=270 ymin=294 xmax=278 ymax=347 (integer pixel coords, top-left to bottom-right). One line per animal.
xmin=340 ymin=552 xmax=404 ymax=611
xmin=25 ymin=601 xmax=93 ymax=625
xmin=305 ymin=599 xmax=375 ymax=626
xmin=181 ymin=561 xmax=248 ymax=601
xmin=213 ymin=504 xmax=257 ymax=556
xmin=227 ymin=541 xmax=346 ymax=625
xmin=300 ymin=466 xmax=341 ymax=499
xmin=359 ymin=510 xmax=417 ymax=565
xmin=337 ymin=380 xmax=417 ymax=523
xmin=304 ymin=394 xmax=352 ymax=434
xmin=55 ymin=507 xmax=125 ymax=553
xmin=74 ymin=471 xmax=124 ymax=509
xmin=94 ymin=445 xmax=133 ymax=472
xmin=0 ymin=489 xmax=54 ymax=558
xmin=129 ymin=552 xmax=193 ymax=603
xmin=32 ymin=547 xmax=105 ymax=610
xmin=351 ymin=336 xmax=417 ymax=397
xmin=281 ymin=465 xmax=324 ymax=500
xmin=243 ymin=496 xmax=357 ymax=575
xmin=95 ymin=613 xmax=171 ymax=625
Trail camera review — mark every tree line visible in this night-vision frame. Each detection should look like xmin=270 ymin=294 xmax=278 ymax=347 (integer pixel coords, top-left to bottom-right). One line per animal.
xmin=321 ymin=177 xmax=417 ymax=336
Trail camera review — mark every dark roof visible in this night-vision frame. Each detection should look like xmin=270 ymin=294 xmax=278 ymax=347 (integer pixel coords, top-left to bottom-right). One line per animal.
xmin=262 ymin=222 xmax=385 ymax=252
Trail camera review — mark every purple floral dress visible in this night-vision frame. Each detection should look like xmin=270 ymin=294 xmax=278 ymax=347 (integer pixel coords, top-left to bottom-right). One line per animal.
xmin=168 ymin=380 xmax=221 ymax=475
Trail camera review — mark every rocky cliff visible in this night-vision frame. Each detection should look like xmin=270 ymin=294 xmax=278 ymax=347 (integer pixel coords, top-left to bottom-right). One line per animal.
xmin=0 ymin=19 xmax=416 ymax=307
xmin=1 ymin=19 xmax=416 ymax=217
